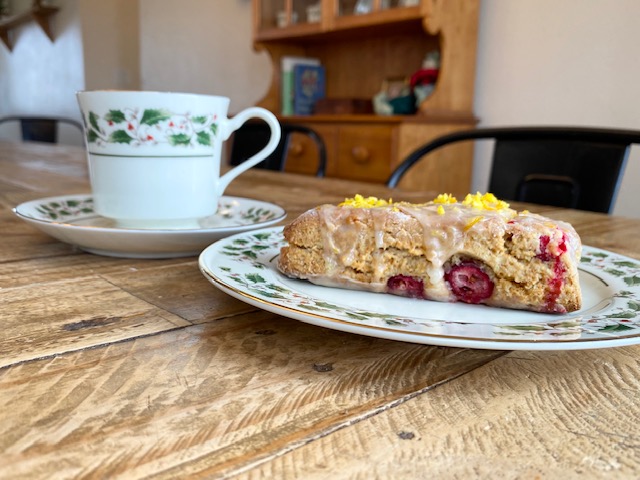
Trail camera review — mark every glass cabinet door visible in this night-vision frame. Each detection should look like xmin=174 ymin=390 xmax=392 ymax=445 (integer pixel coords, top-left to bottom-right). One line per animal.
xmin=259 ymin=0 xmax=286 ymax=29
xmin=337 ymin=0 xmax=420 ymax=16
xmin=258 ymin=0 xmax=421 ymax=32
xmin=337 ymin=0 xmax=419 ymax=16
xmin=260 ymin=0 xmax=322 ymax=29
xmin=293 ymin=0 xmax=322 ymax=25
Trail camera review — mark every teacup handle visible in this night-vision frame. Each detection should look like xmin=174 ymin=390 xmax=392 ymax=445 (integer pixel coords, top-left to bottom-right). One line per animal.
xmin=216 ymin=107 xmax=281 ymax=196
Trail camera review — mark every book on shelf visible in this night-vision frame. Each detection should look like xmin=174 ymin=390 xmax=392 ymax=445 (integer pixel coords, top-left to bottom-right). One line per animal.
xmin=280 ymin=56 xmax=320 ymax=115
xmin=292 ymin=63 xmax=326 ymax=115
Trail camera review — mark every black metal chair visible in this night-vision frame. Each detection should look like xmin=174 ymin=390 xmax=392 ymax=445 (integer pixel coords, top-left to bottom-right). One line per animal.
xmin=0 ymin=115 xmax=84 ymax=143
xmin=386 ymin=126 xmax=640 ymax=213
xmin=229 ymin=122 xmax=327 ymax=177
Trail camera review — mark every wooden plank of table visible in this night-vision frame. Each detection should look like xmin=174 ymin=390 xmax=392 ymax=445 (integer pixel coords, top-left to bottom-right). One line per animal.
xmin=239 ymin=345 xmax=640 ymax=479
xmin=0 ymin=259 xmax=262 ymax=368
xmin=0 ymin=142 xmax=89 ymax=193
xmin=0 ymin=274 xmax=186 ymax=369
xmin=99 ymin=261 xmax=256 ymax=324
xmin=0 ymin=245 xmax=181 ymax=286
xmin=0 ymin=310 xmax=505 ymax=479
xmin=0 ymin=218 xmax=81 ymax=261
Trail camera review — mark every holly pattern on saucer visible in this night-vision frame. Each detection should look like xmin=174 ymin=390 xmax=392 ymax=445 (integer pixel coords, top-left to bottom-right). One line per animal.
xmin=35 ymin=197 xmax=94 ymax=220
xmin=85 ymin=108 xmax=219 ymax=147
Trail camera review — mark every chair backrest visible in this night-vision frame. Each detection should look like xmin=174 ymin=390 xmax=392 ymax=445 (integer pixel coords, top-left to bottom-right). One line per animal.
xmin=0 ymin=115 xmax=84 ymax=143
xmin=229 ymin=122 xmax=326 ymax=177
xmin=386 ymin=126 xmax=640 ymax=213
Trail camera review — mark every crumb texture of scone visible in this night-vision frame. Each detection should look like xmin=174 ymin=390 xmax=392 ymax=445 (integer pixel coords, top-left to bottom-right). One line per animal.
xmin=278 ymin=193 xmax=583 ymax=313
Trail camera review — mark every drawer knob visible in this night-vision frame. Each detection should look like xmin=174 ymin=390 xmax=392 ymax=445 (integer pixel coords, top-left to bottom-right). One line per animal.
xmin=288 ymin=141 xmax=304 ymax=157
xmin=351 ymin=146 xmax=370 ymax=163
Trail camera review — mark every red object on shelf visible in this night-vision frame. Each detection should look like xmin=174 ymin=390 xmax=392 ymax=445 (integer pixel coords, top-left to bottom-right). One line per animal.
xmin=409 ymin=68 xmax=439 ymax=89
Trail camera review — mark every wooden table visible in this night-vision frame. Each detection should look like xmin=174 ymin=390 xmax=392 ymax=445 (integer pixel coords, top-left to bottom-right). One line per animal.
xmin=2 ymin=141 xmax=640 ymax=479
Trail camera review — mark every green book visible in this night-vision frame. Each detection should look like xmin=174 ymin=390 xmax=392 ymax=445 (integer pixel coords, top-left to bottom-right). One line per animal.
xmin=281 ymin=56 xmax=320 ymax=115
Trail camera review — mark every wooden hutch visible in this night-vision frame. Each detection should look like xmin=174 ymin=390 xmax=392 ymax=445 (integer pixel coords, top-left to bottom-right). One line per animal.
xmin=252 ymin=0 xmax=479 ymax=192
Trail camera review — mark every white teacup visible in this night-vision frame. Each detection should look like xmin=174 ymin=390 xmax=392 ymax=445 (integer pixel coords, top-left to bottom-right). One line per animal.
xmin=76 ymin=90 xmax=281 ymax=229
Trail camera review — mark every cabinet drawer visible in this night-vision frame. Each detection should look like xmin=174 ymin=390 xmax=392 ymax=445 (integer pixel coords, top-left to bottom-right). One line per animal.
xmin=336 ymin=125 xmax=395 ymax=182
xmin=283 ymin=132 xmax=322 ymax=176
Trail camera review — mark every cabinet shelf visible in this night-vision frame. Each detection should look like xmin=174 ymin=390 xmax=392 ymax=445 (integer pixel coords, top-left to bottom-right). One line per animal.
xmin=333 ymin=5 xmax=421 ymax=30
xmin=255 ymin=5 xmax=422 ymax=43
xmin=282 ymin=111 xmax=479 ymax=124
xmin=255 ymin=22 xmax=323 ymax=42
xmin=0 ymin=4 xmax=59 ymax=51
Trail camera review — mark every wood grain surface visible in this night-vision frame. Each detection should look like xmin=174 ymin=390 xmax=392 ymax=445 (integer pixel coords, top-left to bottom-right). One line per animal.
xmin=1 ymin=142 xmax=640 ymax=479
xmin=246 ymin=346 xmax=640 ymax=479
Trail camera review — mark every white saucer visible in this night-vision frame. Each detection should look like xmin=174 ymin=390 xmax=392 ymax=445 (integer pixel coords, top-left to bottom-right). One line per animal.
xmin=13 ymin=194 xmax=286 ymax=258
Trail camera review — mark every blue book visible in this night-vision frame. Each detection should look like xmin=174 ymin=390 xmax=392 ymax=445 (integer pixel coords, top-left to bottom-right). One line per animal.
xmin=281 ymin=56 xmax=320 ymax=115
xmin=292 ymin=64 xmax=326 ymax=115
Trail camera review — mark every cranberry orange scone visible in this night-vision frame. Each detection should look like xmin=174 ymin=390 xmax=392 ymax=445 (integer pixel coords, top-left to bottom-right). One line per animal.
xmin=277 ymin=193 xmax=582 ymax=313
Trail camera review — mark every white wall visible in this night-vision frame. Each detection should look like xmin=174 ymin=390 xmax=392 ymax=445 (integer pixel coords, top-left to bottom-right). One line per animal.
xmin=138 ymin=0 xmax=271 ymax=114
xmin=473 ymin=0 xmax=640 ymax=218
xmin=79 ymin=0 xmax=140 ymax=91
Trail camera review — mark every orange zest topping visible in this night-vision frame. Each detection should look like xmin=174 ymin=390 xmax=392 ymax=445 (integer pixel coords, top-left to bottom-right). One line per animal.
xmin=339 ymin=194 xmax=392 ymax=208
xmin=432 ymin=193 xmax=458 ymax=204
xmin=465 ymin=216 xmax=484 ymax=230
xmin=462 ymin=192 xmax=510 ymax=211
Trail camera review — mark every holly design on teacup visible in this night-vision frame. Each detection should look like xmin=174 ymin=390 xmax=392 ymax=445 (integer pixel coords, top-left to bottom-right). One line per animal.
xmin=85 ymin=108 xmax=219 ymax=147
